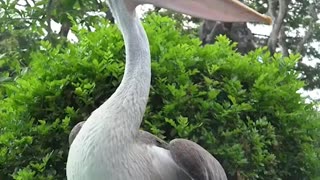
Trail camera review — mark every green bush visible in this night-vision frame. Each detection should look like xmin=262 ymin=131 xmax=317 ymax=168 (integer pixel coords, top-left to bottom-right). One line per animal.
xmin=0 ymin=14 xmax=319 ymax=179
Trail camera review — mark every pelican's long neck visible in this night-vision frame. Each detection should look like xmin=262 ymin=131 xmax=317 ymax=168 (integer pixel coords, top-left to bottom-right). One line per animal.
xmin=104 ymin=1 xmax=151 ymax=134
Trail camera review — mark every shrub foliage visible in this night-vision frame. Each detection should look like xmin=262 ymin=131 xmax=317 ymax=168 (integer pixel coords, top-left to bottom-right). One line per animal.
xmin=0 ymin=14 xmax=319 ymax=179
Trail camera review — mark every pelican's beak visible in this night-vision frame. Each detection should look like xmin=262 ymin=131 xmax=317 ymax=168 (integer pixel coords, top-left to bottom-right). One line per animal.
xmin=139 ymin=0 xmax=272 ymax=25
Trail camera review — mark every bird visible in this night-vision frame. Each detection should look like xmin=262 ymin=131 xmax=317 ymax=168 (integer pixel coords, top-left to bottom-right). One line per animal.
xmin=69 ymin=121 xmax=168 ymax=149
xmin=68 ymin=121 xmax=225 ymax=179
xmin=66 ymin=0 xmax=271 ymax=179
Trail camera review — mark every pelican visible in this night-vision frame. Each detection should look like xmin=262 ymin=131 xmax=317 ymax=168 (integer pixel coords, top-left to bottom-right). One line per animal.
xmin=69 ymin=121 xmax=168 ymax=151
xmin=66 ymin=0 xmax=271 ymax=179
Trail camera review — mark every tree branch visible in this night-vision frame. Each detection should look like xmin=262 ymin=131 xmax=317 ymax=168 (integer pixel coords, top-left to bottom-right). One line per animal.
xmin=279 ymin=26 xmax=289 ymax=57
xmin=267 ymin=0 xmax=290 ymax=54
xmin=45 ymin=0 xmax=53 ymax=38
xmin=296 ymin=3 xmax=318 ymax=55
xmin=267 ymin=0 xmax=277 ymax=17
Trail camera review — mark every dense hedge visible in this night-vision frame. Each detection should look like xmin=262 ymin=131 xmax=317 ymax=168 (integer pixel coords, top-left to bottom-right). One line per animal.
xmin=0 ymin=14 xmax=319 ymax=179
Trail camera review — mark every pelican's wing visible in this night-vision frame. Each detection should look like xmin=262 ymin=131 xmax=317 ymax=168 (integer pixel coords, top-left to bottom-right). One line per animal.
xmin=169 ymin=139 xmax=227 ymax=180
xmin=138 ymin=130 xmax=169 ymax=148
xmin=69 ymin=121 xmax=85 ymax=146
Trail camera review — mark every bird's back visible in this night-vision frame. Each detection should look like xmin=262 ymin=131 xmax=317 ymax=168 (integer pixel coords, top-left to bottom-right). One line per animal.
xmin=145 ymin=144 xmax=191 ymax=180
xmin=67 ymin=132 xmax=190 ymax=180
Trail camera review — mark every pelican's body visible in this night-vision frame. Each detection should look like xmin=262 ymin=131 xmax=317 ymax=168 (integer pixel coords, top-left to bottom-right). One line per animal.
xmin=69 ymin=121 xmax=189 ymax=179
xmin=67 ymin=0 xmax=271 ymax=179
xmin=70 ymin=141 xmax=188 ymax=179
xmin=69 ymin=122 xmax=225 ymax=180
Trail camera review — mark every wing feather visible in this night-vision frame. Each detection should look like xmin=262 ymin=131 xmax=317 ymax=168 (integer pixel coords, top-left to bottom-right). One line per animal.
xmin=169 ymin=139 xmax=227 ymax=180
xmin=69 ymin=122 xmax=226 ymax=180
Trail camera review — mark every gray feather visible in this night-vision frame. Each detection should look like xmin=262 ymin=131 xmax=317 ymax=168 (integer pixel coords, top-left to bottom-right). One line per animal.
xmin=169 ymin=139 xmax=227 ymax=180
xmin=69 ymin=122 xmax=227 ymax=180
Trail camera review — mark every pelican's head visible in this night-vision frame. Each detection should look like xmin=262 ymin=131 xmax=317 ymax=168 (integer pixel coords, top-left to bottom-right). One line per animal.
xmin=107 ymin=0 xmax=272 ymax=25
